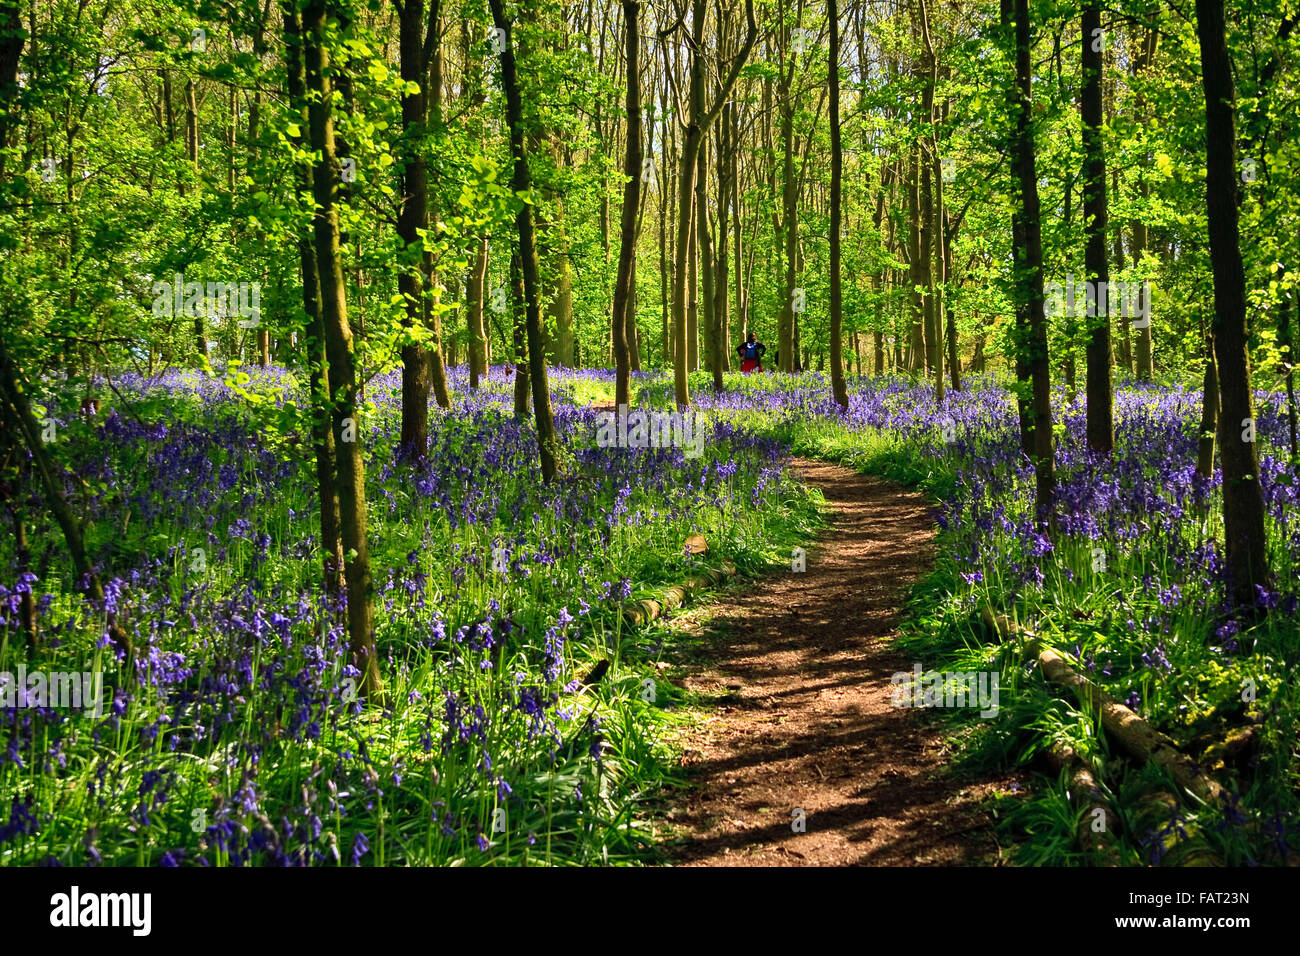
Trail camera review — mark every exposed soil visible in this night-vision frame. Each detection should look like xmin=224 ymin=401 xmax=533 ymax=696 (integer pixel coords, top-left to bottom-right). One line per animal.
xmin=663 ymin=458 xmax=1015 ymax=866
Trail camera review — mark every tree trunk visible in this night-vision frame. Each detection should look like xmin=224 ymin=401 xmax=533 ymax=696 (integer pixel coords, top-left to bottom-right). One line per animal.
xmin=943 ymin=206 xmax=960 ymax=391
xmin=490 ymin=0 xmax=558 ymax=482
xmin=628 ymin=269 xmax=642 ymax=370
xmin=829 ymin=0 xmax=847 ymax=409
xmin=1195 ymin=0 xmax=1272 ymax=608
xmin=283 ymin=0 xmax=344 ymax=596
xmin=715 ymin=102 xmax=731 ymax=373
xmin=1010 ymin=0 xmax=1055 ymax=527
xmin=670 ymin=0 xmax=756 ymax=406
xmin=686 ymin=189 xmax=699 ymax=372
xmin=1130 ymin=26 xmax=1158 ymax=381
xmin=917 ymin=0 xmax=942 ymax=397
xmin=660 ymin=93 xmax=672 ymax=367
xmin=906 ymin=143 xmax=925 ymax=372
xmin=185 ymin=77 xmax=207 ymax=363
xmin=611 ymin=0 xmax=641 ymax=410
xmin=397 ymin=0 xmax=433 ymax=458
xmin=467 ymin=237 xmax=489 ymax=388
xmin=304 ymin=0 xmax=380 ymax=697
xmin=1082 ymin=0 xmax=1113 ymax=454
xmin=1196 ymin=330 xmax=1218 ymax=480
xmin=778 ymin=77 xmax=797 ymax=372
xmin=546 ymin=145 xmax=575 ymax=368
xmin=1112 ymin=169 xmax=1132 ymax=373
xmin=698 ymin=131 xmax=722 ymax=392
xmin=510 ymin=251 xmax=530 ymax=415
xmin=424 ymin=12 xmax=452 ymax=411
xmin=1287 ymin=295 xmax=1299 ymax=462
xmin=247 ymin=14 xmax=272 ymax=368
xmin=0 ymin=338 xmax=132 ymax=661
xmin=731 ymin=97 xmax=744 ymax=356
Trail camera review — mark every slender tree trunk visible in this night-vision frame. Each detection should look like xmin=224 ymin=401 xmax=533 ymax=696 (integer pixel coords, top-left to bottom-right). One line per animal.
xmin=672 ymin=0 xmax=754 ymax=404
xmin=778 ymin=86 xmax=797 ymax=372
xmin=283 ymin=0 xmax=343 ymax=596
xmin=686 ymin=189 xmax=699 ymax=372
xmin=4 ymin=499 xmax=36 ymax=650
xmin=1082 ymin=0 xmax=1113 ymax=454
xmin=1131 ymin=27 xmax=1158 ymax=381
xmin=1287 ymin=296 xmax=1299 ymax=461
xmin=699 ymin=133 xmax=722 ymax=392
xmin=490 ymin=0 xmax=558 ymax=481
xmin=1112 ymin=169 xmax=1132 ymax=373
xmin=424 ymin=14 xmax=452 ymax=411
xmin=304 ymin=0 xmax=380 ymax=697
xmin=247 ymin=16 xmax=272 ymax=368
xmin=611 ymin=0 xmax=641 ymax=410
xmin=467 ymin=237 xmax=488 ymax=388
xmin=397 ymin=0 xmax=433 ymax=458
xmin=546 ymin=141 xmax=575 ymax=367
xmin=673 ymin=110 xmax=698 ymax=406
xmin=184 ymin=78 xmax=207 ymax=363
xmin=510 ymin=251 xmax=530 ymax=415
xmin=1196 ymin=0 xmax=1272 ymax=608
xmin=923 ymin=147 xmax=942 ymax=396
xmin=1010 ymin=0 xmax=1055 ymax=527
xmin=1196 ymin=329 xmax=1219 ymax=479
xmin=917 ymin=0 xmax=942 ymax=396
xmin=628 ymin=270 xmax=642 ymax=370
xmin=906 ymin=143 xmax=925 ymax=372
xmin=731 ymin=98 xmax=744 ymax=355
xmin=943 ymin=207 xmax=960 ymax=390
xmin=716 ymin=102 xmax=731 ymax=373
xmin=0 ymin=339 xmax=132 ymax=661
xmin=829 ymin=0 xmax=847 ymax=409
xmin=660 ymin=94 xmax=672 ymax=367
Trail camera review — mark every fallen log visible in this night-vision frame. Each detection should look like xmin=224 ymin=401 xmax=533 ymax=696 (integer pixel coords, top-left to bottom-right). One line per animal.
xmin=1038 ymin=744 xmax=1118 ymax=860
xmin=621 ymin=560 xmax=737 ymax=627
xmin=981 ymin=607 xmax=1225 ymax=806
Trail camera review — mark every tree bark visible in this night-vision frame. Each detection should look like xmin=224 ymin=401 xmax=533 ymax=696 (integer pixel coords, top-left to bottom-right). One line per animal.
xmin=1196 ymin=329 xmax=1218 ymax=480
xmin=467 ymin=237 xmax=489 ymax=388
xmin=1130 ymin=26 xmax=1158 ymax=381
xmin=1010 ymin=0 xmax=1055 ymax=528
xmin=283 ymin=0 xmax=344 ymax=595
xmin=490 ymin=0 xmax=558 ymax=482
xmin=611 ymin=0 xmax=641 ymax=410
xmin=906 ymin=143 xmax=925 ymax=372
xmin=1082 ymin=0 xmax=1113 ymax=454
xmin=1195 ymin=0 xmax=1272 ymax=608
xmin=778 ymin=42 xmax=798 ymax=373
xmin=397 ymin=0 xmax=433 ymax=459
xmin=510 ymin=250 xmax=530 ymax=415
xmin=698 ymin=131 xmax=722 ymax=392
xmin=0 ymin=338 xmax=132 ymax=661
xmin=1112 ymin=169 xmax=1132 ymax=373
xmin=304 ymin=0 xmax=380 ymax=697
xmin=669 ymin=0 xmax=757 ymax=407
xmin=829 ymin=0 xmax=847 ymax=409
xmin=715 ymin=100 xmax=731 ymax=373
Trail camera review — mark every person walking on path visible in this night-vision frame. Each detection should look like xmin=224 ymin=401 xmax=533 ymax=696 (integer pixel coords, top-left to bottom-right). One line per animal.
xmin=737 ymin=332 xmax=766 ymax=373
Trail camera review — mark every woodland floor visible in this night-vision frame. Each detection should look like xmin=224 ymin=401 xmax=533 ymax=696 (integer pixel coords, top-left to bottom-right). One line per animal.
xmin=660 ymin=459 xmax=1019 ymax=866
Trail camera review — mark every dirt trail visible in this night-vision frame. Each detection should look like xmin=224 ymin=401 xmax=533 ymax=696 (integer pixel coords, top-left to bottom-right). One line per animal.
xmin=664 ymin=459 xmax=1011 ymax=866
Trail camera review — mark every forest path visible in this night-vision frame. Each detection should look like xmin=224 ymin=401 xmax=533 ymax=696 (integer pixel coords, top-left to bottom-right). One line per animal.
xmin=662 ymin=458 xmax=1010 ymax=866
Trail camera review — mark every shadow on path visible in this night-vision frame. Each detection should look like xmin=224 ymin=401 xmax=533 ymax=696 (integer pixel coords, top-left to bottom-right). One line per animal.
xmin=664 ymin=459 xmax=1012 ymax=866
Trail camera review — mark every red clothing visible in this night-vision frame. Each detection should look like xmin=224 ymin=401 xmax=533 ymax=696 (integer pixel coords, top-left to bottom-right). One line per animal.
xmin=741 ymin=358 xmax=762 ymax=373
